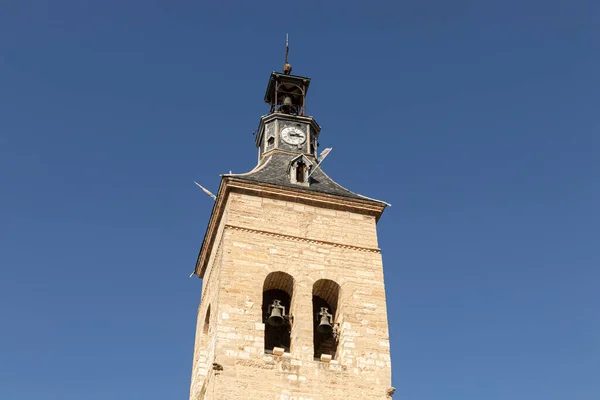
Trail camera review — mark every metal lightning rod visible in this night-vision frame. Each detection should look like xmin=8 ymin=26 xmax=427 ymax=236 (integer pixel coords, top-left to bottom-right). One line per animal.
xmin=193 ymin=181 xmax=217 ymax=200
xmin=307 ymin=147 xmax=333 ymax=179
xmin=189 ymin=181 xmax=217 ymax=278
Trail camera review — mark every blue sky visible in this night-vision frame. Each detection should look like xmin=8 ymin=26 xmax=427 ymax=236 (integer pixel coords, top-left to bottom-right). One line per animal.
xmin=0 ymin=1 xmax=598 ymax=399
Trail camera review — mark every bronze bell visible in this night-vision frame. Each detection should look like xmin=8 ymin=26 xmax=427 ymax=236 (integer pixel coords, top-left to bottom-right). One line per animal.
xmin=317 ymin=307 xmax=333 ymax=334
xmin=280 ymin=96 xmax=294 ymax=114
xmin=267 ymin=299 xmax=286 ymax=327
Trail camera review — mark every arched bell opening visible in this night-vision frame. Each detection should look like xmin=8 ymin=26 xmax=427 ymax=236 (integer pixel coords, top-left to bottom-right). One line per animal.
xmin=274 ymin=82 xmax=305 ymax=116
xmin=262 ymin=272 xmax=294 ymax=354
xmin=312 ymin=279 xmax=340 ymax=360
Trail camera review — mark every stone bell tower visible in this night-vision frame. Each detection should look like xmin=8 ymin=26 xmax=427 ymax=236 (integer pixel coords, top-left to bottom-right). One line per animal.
xmin=189 ymin=44 xmax=393 ymax=400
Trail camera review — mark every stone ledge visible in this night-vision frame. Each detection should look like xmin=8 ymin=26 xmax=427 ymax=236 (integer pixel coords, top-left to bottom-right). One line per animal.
xmin=225 ymin=224 xmax=381 ymax=254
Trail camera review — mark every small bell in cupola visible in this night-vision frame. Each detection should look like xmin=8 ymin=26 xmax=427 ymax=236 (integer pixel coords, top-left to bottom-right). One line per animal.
xmin=280 ymin=95 xmax=294 ymax=114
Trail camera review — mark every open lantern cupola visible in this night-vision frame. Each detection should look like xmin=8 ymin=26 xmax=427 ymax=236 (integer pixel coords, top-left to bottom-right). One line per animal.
xmin=255 ymin=70 xmax=321 ymax=170
xmin=264 ymin=72 xmax=310 ymax=116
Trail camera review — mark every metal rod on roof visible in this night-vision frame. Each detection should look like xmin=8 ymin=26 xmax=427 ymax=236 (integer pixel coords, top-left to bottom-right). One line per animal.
xmin=285 ymin=33 xmax=289 ymax=64
xmin=307 ymin=147 xmax=333 ymax=179
xmin=193 ymin=181 xmax=217 ymax=200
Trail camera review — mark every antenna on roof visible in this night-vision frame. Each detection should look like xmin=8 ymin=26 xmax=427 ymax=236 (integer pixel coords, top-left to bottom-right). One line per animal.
xmin=193 ymin=181 xmax=216 ymax=201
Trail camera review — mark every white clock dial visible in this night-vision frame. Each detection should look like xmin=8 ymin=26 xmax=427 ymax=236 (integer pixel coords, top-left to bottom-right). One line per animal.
xmin=280 ymin=126 xmax=306 ymax=145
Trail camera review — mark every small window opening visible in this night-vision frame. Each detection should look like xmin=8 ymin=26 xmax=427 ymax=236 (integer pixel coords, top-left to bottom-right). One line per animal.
xmin=267 ymin=136 xmax=274 ymax=148
xmin=296 ymin=162 xmax=306 ymax=183
xmin=289 ymin=156 xmax=312 ymax=186
xmin=203 ymin=305 xmax=211 ymax=335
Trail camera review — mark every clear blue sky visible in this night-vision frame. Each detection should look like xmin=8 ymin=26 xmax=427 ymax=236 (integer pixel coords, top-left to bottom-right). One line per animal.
xmin=1 ymin=1 xmax=598 ymax=399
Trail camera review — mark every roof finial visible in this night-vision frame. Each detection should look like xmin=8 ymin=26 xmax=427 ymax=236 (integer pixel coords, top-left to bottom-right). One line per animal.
xmin=283 ymin=33 xmax=292 ymax=75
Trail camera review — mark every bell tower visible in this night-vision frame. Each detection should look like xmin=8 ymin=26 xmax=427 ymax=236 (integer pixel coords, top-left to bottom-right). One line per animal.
xmin=189 ymin=41 xmax=394 ymax=400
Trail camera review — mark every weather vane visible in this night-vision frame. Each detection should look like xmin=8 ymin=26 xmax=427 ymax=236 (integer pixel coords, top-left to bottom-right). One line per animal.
xmin=283 ymin=33 xmax=292 ymax=75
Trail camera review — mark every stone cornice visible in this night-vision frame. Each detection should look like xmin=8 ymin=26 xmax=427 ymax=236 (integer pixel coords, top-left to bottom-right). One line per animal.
xmin=224 ymin=224 xmax=381 ymax=253
xmin=194 ymin=177 xmax=386 ymax=278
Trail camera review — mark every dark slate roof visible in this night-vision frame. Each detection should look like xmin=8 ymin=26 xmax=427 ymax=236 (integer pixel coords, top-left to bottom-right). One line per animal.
xmin=224 ymin=153 xmax=388 ymax=205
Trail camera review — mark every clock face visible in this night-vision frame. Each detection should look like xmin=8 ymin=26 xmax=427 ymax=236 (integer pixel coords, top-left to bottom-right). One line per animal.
xmin=280 ymin=126 xmax=306 ymax=145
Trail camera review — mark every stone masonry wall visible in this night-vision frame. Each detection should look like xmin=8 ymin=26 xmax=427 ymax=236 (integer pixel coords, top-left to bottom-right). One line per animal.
xmin=190 ymin=191 xmax=392 ymax=400
xmin=189 ymin=240 xmax=223 ymax=398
